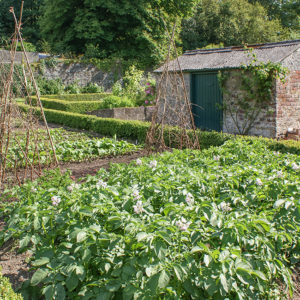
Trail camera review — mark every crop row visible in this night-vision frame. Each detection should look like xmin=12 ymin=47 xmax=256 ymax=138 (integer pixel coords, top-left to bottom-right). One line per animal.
xmin=1 ymin=139 xmax=299 ymax=299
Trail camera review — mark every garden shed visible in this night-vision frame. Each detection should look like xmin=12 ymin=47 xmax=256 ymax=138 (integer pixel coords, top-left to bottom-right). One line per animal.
xmin=155 ymin=40 xmax=300 ymax=138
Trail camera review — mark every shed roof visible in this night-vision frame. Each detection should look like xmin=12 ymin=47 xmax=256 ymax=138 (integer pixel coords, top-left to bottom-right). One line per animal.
xmin=155 ymin=40 xmax=300 ymax=72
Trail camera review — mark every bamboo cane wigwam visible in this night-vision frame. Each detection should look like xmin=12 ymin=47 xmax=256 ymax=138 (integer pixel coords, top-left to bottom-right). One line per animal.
xmin=0 ymin=4 xmax=59 ymax=188
xmin=146 ymin=22 xmax=200 ymax=152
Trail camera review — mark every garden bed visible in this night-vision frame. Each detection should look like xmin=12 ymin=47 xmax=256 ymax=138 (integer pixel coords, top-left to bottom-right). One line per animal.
xmin=0 ymin=139 xmax=299 ymax=299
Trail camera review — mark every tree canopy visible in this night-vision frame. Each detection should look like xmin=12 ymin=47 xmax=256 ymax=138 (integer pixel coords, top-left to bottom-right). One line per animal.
xmin=181 ymin=0 xmax=291 ymax=51
xmin=0 ymin=0 xmax=298 ymax=67
xmin=0 ymin=0 xmax=43 ymax=47
xmin=39 ymin=0 xmax=197 ymax=67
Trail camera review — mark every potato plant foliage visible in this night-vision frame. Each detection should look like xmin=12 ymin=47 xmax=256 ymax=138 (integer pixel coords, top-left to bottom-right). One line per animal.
xmin=1 ymin=140 xmax=299 ymax=299
xmin=6 ymin=128 xmax=140 ymax=168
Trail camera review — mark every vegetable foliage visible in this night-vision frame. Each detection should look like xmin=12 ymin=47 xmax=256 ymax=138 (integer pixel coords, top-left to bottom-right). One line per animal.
xmin=1 ymin=140 xmax=299 ymax=299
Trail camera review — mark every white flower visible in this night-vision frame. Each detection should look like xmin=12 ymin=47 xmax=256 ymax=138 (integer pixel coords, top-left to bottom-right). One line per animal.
xmin=219 ymin=202 xmax=232 ymax=212
xmin=213 ymin=155 xmax=220 ymax=161
xmin=291 ymin=162 xmax=299 ymax=171
xmin=136 ymin=159 xmax=142 ymax=165
xmin=133 ymin=201 xmax=144 ymax=214
xmin=149 ymin=160 xmax=157 ymax=168
xmin=31 ymin=187 xmax=37 ymax=192
xmin=256 ymin=178 xmax=263 ymax=186
xmin=96 ymin=179 xmax=107 ymax=189
xmin=276 ymin=170 xmax=283 ymax=178
xmin=51 ymin=196 xmax=61 ymax=206
xmin=185 ymin=193 xmax=194 ymax=205
xmin=67 ymin=183 xmax=80 ymax=192
xmin=273 ymin=151 xmax=280 ymax=156
xmin=176 ymin=217 xmax=191 ymax=231
xmin=132 ymin=189 xmax=141 ymax=200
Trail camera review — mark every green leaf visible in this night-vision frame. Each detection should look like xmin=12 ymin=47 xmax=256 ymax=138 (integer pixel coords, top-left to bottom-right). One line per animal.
xmin=191 ymin=246 xmax=202 ymax=254
xmin=136 ymin=232 xmax=148 ymax=242
xmin=204 ymin=254 xmax=212 ymax=267
xmin=173 ymin=265 xmax=183 ymax=281
xmin=55 ymin=283 xmax=66 ymax=300
xmin=34 ymin=217 xmax=41 ymax=230
xmin=274 ymin=199 xmax=285 ymax=208
xmin=251 ymin=270 xmax=267 ymax=281
xmin=158 ymin=270 xmax=170 ymax=289
xmin=66 ymin=273 xmax=79 ymax=291
xmin=105 ymin=280 xmax=121 ymax=292
xmin=154 ymin=240 xmax=167 ymax=260
xmin=31 ymin=269 xmax=48 ymax=286
xmin=77 ymin=231 xmax=87 ymax=243
xmin=220 ymin=274 xmax=229 ymax=293
xmin=32 ymin=257 xmax=50 ymax=267
xmin=43 ymin=285 xmax=55 ymax=300
xmin=19 ymin=235 xmax=31 ymax=249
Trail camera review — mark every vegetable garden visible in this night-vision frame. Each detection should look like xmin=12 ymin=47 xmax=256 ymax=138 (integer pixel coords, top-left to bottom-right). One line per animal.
xmin=1 ymin=139 xmax=299 ymax=299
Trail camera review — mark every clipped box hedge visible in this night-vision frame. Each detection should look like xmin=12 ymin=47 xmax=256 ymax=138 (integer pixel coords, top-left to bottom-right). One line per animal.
xmin=41 ymin=93 xmax=110 ymax=101
xmin=30 ymin=97 xmax=104 ymax=114
xmin=18 ymin=103 xmax=300 ymax=154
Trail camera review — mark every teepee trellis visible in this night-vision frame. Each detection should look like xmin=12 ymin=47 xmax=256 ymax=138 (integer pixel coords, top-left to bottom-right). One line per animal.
xmin=146 ymin=21 xmax=200 ymax=151
xmin=0 ymin=4 xmax=59 ymax=188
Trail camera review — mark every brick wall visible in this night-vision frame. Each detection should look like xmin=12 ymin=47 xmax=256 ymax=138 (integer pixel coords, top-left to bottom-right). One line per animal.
xmin=276 ymin=70 xmax=300 ymax=137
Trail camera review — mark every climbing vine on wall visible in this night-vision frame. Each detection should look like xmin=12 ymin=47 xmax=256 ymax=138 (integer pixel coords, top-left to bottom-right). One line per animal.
xmin=218 ymin=51 xmax=288 ymax=135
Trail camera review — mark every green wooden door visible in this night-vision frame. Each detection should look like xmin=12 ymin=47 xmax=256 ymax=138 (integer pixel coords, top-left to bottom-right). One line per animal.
xmin=191 ymin=73 xmax=222 ymax=131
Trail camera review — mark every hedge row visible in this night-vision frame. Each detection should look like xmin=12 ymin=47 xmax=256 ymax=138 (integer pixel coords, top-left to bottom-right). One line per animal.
xmin=0 ymin=268 xmax=23 ymax=299
xmin=41 ymin=93 xmax=110 ymax=101
xmin=30 ymin=97 xmax=104 ymax=114
xmin=18 ymin=104 xmax=300 ymax=154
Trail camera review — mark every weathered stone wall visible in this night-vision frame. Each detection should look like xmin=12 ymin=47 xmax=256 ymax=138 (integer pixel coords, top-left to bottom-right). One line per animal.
xmin=155 ymin=72 xmax=193 ymax=128
xmin=87 ymin=106 xmax=155 ymax=122
xmin=0 ymin=50 xmax=39 ymax=64
xmin=42 ymin=63 xmax=115 ymax=91
xmin=222 ymin=70 xmax=277 ymax=138
xmin=276 ymin=70 xmax=300 ymax=137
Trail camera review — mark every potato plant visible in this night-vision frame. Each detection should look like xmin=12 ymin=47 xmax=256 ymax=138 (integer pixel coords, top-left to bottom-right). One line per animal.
xmin=6 ymin=128 xmax=140 ymax=168
xmin=0 ymin=140 xmax=299 ymax=299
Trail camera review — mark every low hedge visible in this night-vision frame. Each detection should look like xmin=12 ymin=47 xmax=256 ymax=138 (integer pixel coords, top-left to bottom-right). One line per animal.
xmin=18 ymin=103 xmax=300 ymax=154
xmin=0 ymin=268 xmax=23 ymax=299
xmin=30 ymin=95 xmax=136 ymax=114
xmin=41 ymin=93 xmax=110 ymax=101
xmin=30 ymin=97 xmax=104 ymax=114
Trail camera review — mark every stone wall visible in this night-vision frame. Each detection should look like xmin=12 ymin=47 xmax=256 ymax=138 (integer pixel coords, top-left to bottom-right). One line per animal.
xmin=155 ymin=72 xmax=193 ymax=128
xmin=42 ymin=63 xmax=115 ymax=91
xmin=87 ymin=106 xmax=155 ymax=122
xmin=276 ymin=70 xmax=300 ymax=137
xmin=222 ymin=70 xmax=277 ymax=138
xmin=0 ymin=50 xmax=39 ymax=64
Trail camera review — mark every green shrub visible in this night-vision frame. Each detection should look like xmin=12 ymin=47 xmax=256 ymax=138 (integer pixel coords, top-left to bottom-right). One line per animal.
xmin=101 ymin=95 xmax=135 ymax=109
xmin=64 ymin=82 xmax=81 ymax=94
xmin=42 ymin=93 xmax=110 ymax=101
xmin=18 ymin=103 xmax=300 ymax=154
xmin=36 ymin=77 xmax=65 ymax=95
xmin=0 ymin=268 xmax=23 ymax=299
xmin=81 ymin=83 xmax=104 ymax=93
xmin=31 ymin=97 xmax=105 ymax=114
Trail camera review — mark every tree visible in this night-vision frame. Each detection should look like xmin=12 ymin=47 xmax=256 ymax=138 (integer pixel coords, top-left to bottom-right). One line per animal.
xmin=0 ymin=0 xmax=43 ymax=47
xmin=181 ymin=0 xmax=290 ymax=51
xmin=40 ymin=0 xmax=197 ymax=67
xmin=248 ymin=0 xmax=300 ymax=37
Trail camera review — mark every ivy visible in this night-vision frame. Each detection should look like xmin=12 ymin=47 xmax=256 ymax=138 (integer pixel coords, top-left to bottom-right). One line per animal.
xmin=218 ymin=50 xmax=288 ymax=135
